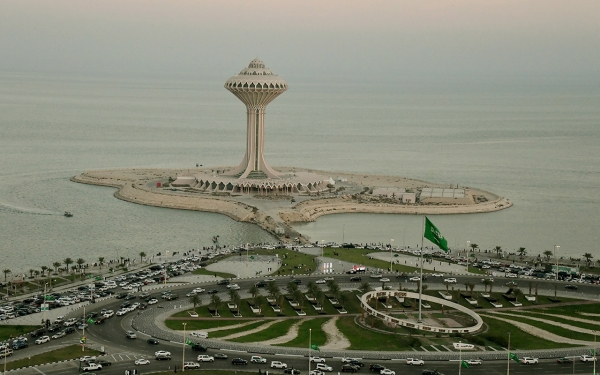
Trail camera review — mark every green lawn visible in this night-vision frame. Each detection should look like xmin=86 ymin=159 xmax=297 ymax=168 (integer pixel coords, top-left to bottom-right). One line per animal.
xmin=277 ymin=318 xmax=330 ymax=347
xmin=164 ymin=319 xmax=254 ymax=331
xmin=509 ymin=310 xmax=600 ymax=331
xmin=230 ymin=319 xmax=298 ymax=343
xmin=4 ymin=345 xmax=102 ymax=371
xmin=335 ymin=316 xmax=418 ymax=351
xmin=0 ymin=325 xmax=38 ymax=341
xmin=481 ymin=315 xmax=580 ymax=349
xmin=484 ymin=312 xmax=595 ymax=341
xmin=210 ymin=320 xmax=270 ymax=338
xmin=192 ymin=268 xmax=236 ymax=279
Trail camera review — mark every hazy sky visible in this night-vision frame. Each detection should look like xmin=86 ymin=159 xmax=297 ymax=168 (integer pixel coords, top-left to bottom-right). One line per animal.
xmin=1 ymin=0 xmax=599 ymax=81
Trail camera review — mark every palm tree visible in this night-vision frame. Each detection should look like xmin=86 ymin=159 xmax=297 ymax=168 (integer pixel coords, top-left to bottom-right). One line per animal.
xmin=255 ymin=295 xmax=265 ymax=314
xmin=52 ymin=262 xmax=61 ymax=274
xmin=489 ymin=280 xmax=494 ymax=294
xmin=40 ymin=266 xmax=48 ymax=277
xmin=468 ymin=282 xmax=475 ymax=298
xmin=358 ymin=281 xmax=372 ymax=295
xmin=326 ymin=280 xmax=340 ymax=297
xmin=444 ymin=281 xmax=451 ymax=292
xmin=2 ymin=269 xmax=11 ymax=282
xmin=293 ymin=289 xmax=305 ymax=310
xmin=249 ymin=285 xmax=259 ymax=300
xmin=139 ymin=251 xmax=147 ymax=263
xmin=98 ymin=257 xmax=105 ymax=270
xmin=29 ymin=269 xmax=35 ymax=278
xmin=470 ymin=243 xmax=479 ymax=253
xmin=543 ymin=250 xmax=553 ymax=261
xmin=287 ymin=281 xmax=299 ymax=295
xmin=306 ymin=281 xmax=318 ymax=297
xmin=517 ymin=247 xmax=527 ymax=259
xmin=210 ymin=294 xmax=221 ymax=312
xmin=267 ymin=281 xmax=280 ymax=299
xmin=397 ymin=281 xmax=403 ymax=291
xmin=189 ymin=294 xmax=201 ymax=310
xmin=482 ymin=278 xmax=492 ymax=293
xmin=315 ymin=289 xmax=326 ymax=310
xmin=76 ymin=258 xmax=86 ymax=274
xmin=34 ymin=270 xmax=40 ymax=279
xmin=338 ymin=292 xmax=348 ymax=310
xmin=228 ymin=289 xmax=240 ymax=305
xmin=584 ymin=253 xmax=594 ymax=268
xmin=494 ymin=246 xmax=502 ymax=258
xmin=63 ymin=258 xmax=74 ymax=273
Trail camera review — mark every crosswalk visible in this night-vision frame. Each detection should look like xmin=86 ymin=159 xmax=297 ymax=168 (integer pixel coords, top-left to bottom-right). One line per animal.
xmin=110 ymin=352 xmax=149 ymax=362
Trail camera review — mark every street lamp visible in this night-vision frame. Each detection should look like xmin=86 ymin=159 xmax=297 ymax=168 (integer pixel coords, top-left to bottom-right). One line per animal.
xmin=390 ymin=239 xmax=394 ymax=272
xmin=321 ymin=240 xmax=324 ymax=258
xmin=466 ymin=241 xmax=470 ymax=274
xmin=246 ymin=243 xmax=250 ymax=278
xmin=594 ymin=330 xmax=597 ymax=375
xmin=554 ymin=245 xmax=560 ymax=281
xmin=458 ymin=340 xmax=463 ymax=375
xmin=182 ymin=322 xmax=187 ymax=372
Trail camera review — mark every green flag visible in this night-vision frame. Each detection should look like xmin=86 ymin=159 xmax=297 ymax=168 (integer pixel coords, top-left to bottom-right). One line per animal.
xmin=87 ymin=318 xmax=95 ymax=324
xmin=591 ymin=349 xmax=597 ymax=355
xmin=461 ymin=360 xmax=470 ymax=368
xmin=186 ymin=339 xmax=193 ymax=346
xmin=45 ymin=295 xmax=55 ymax=301
xmin=424 ymin=217 xmax=449 ymax=252
xmin=509 ymin=352 xmax=520 ymax=362
xmin=310 ymin=344 xmax=320 ymax=351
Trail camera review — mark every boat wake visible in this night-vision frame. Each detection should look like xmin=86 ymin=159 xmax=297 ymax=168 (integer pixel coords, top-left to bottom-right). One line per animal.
xmin=0 ymin=201 xmax=61 ymax=216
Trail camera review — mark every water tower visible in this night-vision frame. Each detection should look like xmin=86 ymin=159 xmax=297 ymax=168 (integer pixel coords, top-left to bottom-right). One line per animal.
xmin=224 ymin=59 xmax=288 ymax=179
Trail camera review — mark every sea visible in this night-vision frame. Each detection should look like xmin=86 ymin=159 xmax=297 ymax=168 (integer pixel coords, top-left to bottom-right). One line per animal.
xmin=1 ymin=70 xmax=599 ymax=274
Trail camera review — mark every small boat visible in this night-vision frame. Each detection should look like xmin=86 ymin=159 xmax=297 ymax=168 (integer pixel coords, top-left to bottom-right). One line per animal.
xmin=64 ymin=211 xmax=73 ymax=217
xmin=212 ymin=235 xmax=219 ymax=243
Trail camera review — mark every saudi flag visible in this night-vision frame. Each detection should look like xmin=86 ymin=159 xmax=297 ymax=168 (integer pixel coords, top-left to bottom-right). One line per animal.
xmin=424 ymin=217 xmax=449 ymax=252
xmin=310 ymin=344 xmax=320 ymax=351
xmin=87 ymin=318 xmax=95 ymax=324
xmin=509 ymin=353 xmax=520 ymax=362
xmin=461 ymin=360 xmax=470 ymax=368
xmin=45 ymin=295 xmax=55 ymax=301
xmin=186 ymin=339 xmax=193 ymax=346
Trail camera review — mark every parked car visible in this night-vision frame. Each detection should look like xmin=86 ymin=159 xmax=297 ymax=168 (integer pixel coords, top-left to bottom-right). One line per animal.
xmin=35 ymin=336 xmax=50 ymax=345
xmin=580 ymin=355 xmax=597 ymax=362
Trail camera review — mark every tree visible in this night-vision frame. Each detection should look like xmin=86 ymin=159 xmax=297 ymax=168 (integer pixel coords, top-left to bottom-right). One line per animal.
xmin=267 ymin=281 xmax=280 ymax=299
xmin=98 ymin=257 xmax=105 ymax=270
xmin=543 ymin=250 xmax=553 ymax=261
xmin=228 ymin=289 xmax=240 ymax=306
xmin=34 ymin=270 xmax=40 ymax=279
xmin=139 ymin=251 xmax=147 ymax=263
xmin=338 ymin=292 xmax=348 ymax=310
xmin=482 ymin=279 xmax=492 ymax=293
xmin=494 ymin=246 xmax=502 ymax=258
xmin=326 ymin=279 xmax=340 ymax=297
xmin=287 ymin=281 xmax=299 ymax=295
xmin=517 ymin=247 xmax=527 ymax=259
xmin=470 ymin=243 xmax=479 ymax=253
xmin=444 ymin=281 xmax=451 ymax=292
xmin=2 ymin=269 xmax=11 ymax=282
xmin=467 ymin=282 xmax=475 ymax=298
xmin=584 ymin=253 xmax=594 ymax=268
xmin=210 ymin=294 xmax=221 ymax=312
xmin=358 ymin=281 xmax=372 ymax=295
xmin=52 ymin=262 xmax=61 ymax=273
xmin=293 ymin=288 xmax=305 ymax=310
xmin=63 ymin=258 xmax=74 ymax=273
xmin=189 ymin=294 xmax=201 ymax=310
xmin=306 ymin=281 xmax=318 ymax=297
xmin=40 ymin=266 xmax=48 ymax=277
xmin=76 ymin=258 xmax=86 ymax=274
xmin=29 ymin=269 xmax=35 ymax=278
xmin=249 ymin=285 xmax=259 ymax=300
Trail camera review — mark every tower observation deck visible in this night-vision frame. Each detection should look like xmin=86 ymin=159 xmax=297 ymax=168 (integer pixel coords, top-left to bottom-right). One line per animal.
xmin=224 ymin=59 xmax=288 ymax=179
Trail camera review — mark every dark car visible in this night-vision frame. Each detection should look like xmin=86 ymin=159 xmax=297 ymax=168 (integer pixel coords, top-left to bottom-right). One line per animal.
xmin=557 ymin=357 xmax=574 ymax=364
xmin=191 ymin=344 xmax=207 ymax=352
xmin=232 ymin=358 xmax=248 ymax=365
xmin=125 ymin=294 xmax=136 ymax=300
xmin=254 ymin=281 xmax=267 ymax=288
xmin=348 ymin=360 xmax=364 ymax=367
xmin=96 ymin=359 xmax=112 ymax=366
xmin=565 ymin=284 xmax=578 ymax=290
xmin=12 ymin=341 xmax=28 ymax=350
xmin=214 ymin=353 xmax=228 ymax=359
xmin=207 ymin=289 xmax=219 ymax=294
xmin=292 ymin=279 xmax=302 ymax=284
xmin=284 ymin=369 xmax=301 ymax=375
xmin=350 ymin=276 xmax=362 ymax=282
xmin=217 ymin=279 xmax=230 ymax=286
xmin=369 ymin=364 xmax=385 ymax=372
xmin=341 ymin=365 xmax=359 ymax=372
xmin=164 ymin=294 xmax=179 ymax=301
xmin=116 ymin=293 xmax=128 ymax=299
xmin=422 ymin=370 xmax=444 ymax=375
xmin=47 ymin=324 xmax=62 ymax=332
xmin=147 ymin=338 xmax=160 ymax=345
xmin=30 ymin=328 xmax=46 ymax=337
xmin=63 ymin=326 xmax=75 ymax=334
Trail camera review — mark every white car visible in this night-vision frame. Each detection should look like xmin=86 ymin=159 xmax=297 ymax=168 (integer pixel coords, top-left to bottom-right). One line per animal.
xmin=406 ymin=358 xmax=424 ymax=365
xmin=227 ymin=284 xmax=241 ymax=290
xmin=409 ymin=276 xmax=421 ymax=282
xmin=155 ymin=350 xmax=171 ymax=357
xmin=380 ymin=369 xmax=395 ymax=375
xmin=309 ymin=371 xmax=325 ymax=375
xmin=79 ymin=356 xmax=96 ymax=362
xmin=310 ymin=357 xmax=326 ymax=363
xmin=465 ymin=359 xmax=482 ymax=365
xmin=135 ymin=358 xmax=150 ymax=365
xmin=131 ymin=302 xmax=140 ymax=309
xmin=51 ymin=331 xmax=66 ymax=339
xmin=315 ymin=279 xmax=326 ymax=284
xmin=193 ymin=287 xmax=205 ymax=293
xmin=186 ymin=292 xmax=197 ymax=297
xmin=147 ymin=298 xmax=158 ymax=304
xmin=370 ymin=274 xmax=383 ymax=279
xmin=444 ymin=278 xmax=457 ymax=283
xmin=271 ymin=361 xmax=288 ymax=369
xmin=64 ymin=318 xmax=77 ymax=326
xmin=264 ymin=277 xmax=276 ymax=282
xmin=103 ymin=310 xmax=114 ymax=318
xmin=316 ymin=363 xmax=333 ymax=371
xmin=35 ymin=336 xmax=50 ymax=345
xmin=341 ymin=358 xmax=361 ymax=363
xmin=521 ymin=357 xmax=539 ymax=364
xmin=324 ymin=277 xmax=335 ymax=281
xmin=380 ymin=278 xmax=390 ymax=282
xmin=184 ymin=362 xmax=200 ymax=369
xmin=580 ymin=355 xmax=597 ymax=362
xmin=82 ymin=363 xmax=102 ymax=372
xmin=251 ymin=356 xmax=267 ymax=364
xmin=197 ymin=355 xmax=214 ymax=362
xmin=116 ymin=309 xmax=128 ymax=316
xmin=431 ymin=273 xmax=444 ymax=277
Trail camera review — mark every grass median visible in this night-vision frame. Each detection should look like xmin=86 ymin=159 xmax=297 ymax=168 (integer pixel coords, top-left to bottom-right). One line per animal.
xmin=4 ymin=345 xmax=102 ymax=371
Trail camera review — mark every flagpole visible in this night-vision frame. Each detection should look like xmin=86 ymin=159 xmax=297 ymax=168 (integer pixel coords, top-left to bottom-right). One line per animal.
xmin=458 ymin=340 xmax=462 ymax=375
xmin=418 ymin=217 xmax=425 ymax=323
xmin=507 ymin=332 xmax=510 ymax=375
xmin=308 ymin=328 xmax=312 ymax=374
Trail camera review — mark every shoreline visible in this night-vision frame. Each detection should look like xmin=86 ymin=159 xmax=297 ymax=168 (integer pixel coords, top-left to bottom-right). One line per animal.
xmin=71 ymin=167 xmax=512 ymax=242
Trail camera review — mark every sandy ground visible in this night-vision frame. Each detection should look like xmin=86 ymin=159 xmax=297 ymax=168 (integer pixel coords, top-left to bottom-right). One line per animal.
xmin=219 ymin=319 xmax=282 ymax=340
xmin=72 ymin=167 xmax=512 ymax=243
xmin=320 ymin=316 xmax=351 ymax=350
xmin=205 ymin=257 xmax=281 ymax=278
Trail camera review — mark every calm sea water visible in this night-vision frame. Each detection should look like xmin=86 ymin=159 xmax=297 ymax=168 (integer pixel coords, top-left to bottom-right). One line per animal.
xmin=1 ymin=71 xmax=599 ymax=273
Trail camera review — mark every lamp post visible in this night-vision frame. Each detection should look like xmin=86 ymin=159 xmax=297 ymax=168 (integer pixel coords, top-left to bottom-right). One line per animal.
xmin=507 ymin=332 xmax=511 ymax=375
xmin=308 ymin=328 xmax=312 ymax=374
xmin=594 ymin=330 xmax=597 ymax=375
xmin=466 ymin=241 xmax=470 ymax=274
xmin=458 ymin=340 xmax=463 ymax=375
xmin=182 ymin=322 xmax=187 ymax=372
xmin=390 ymin=239 xmax=394 ymax=272
xmin=321 ymin=240 xmax=324 ymax=258
xmin=554 ymin=245 xmax=560 ymax=281
xmin=246 ymin=243 xmax=249 ymax=278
